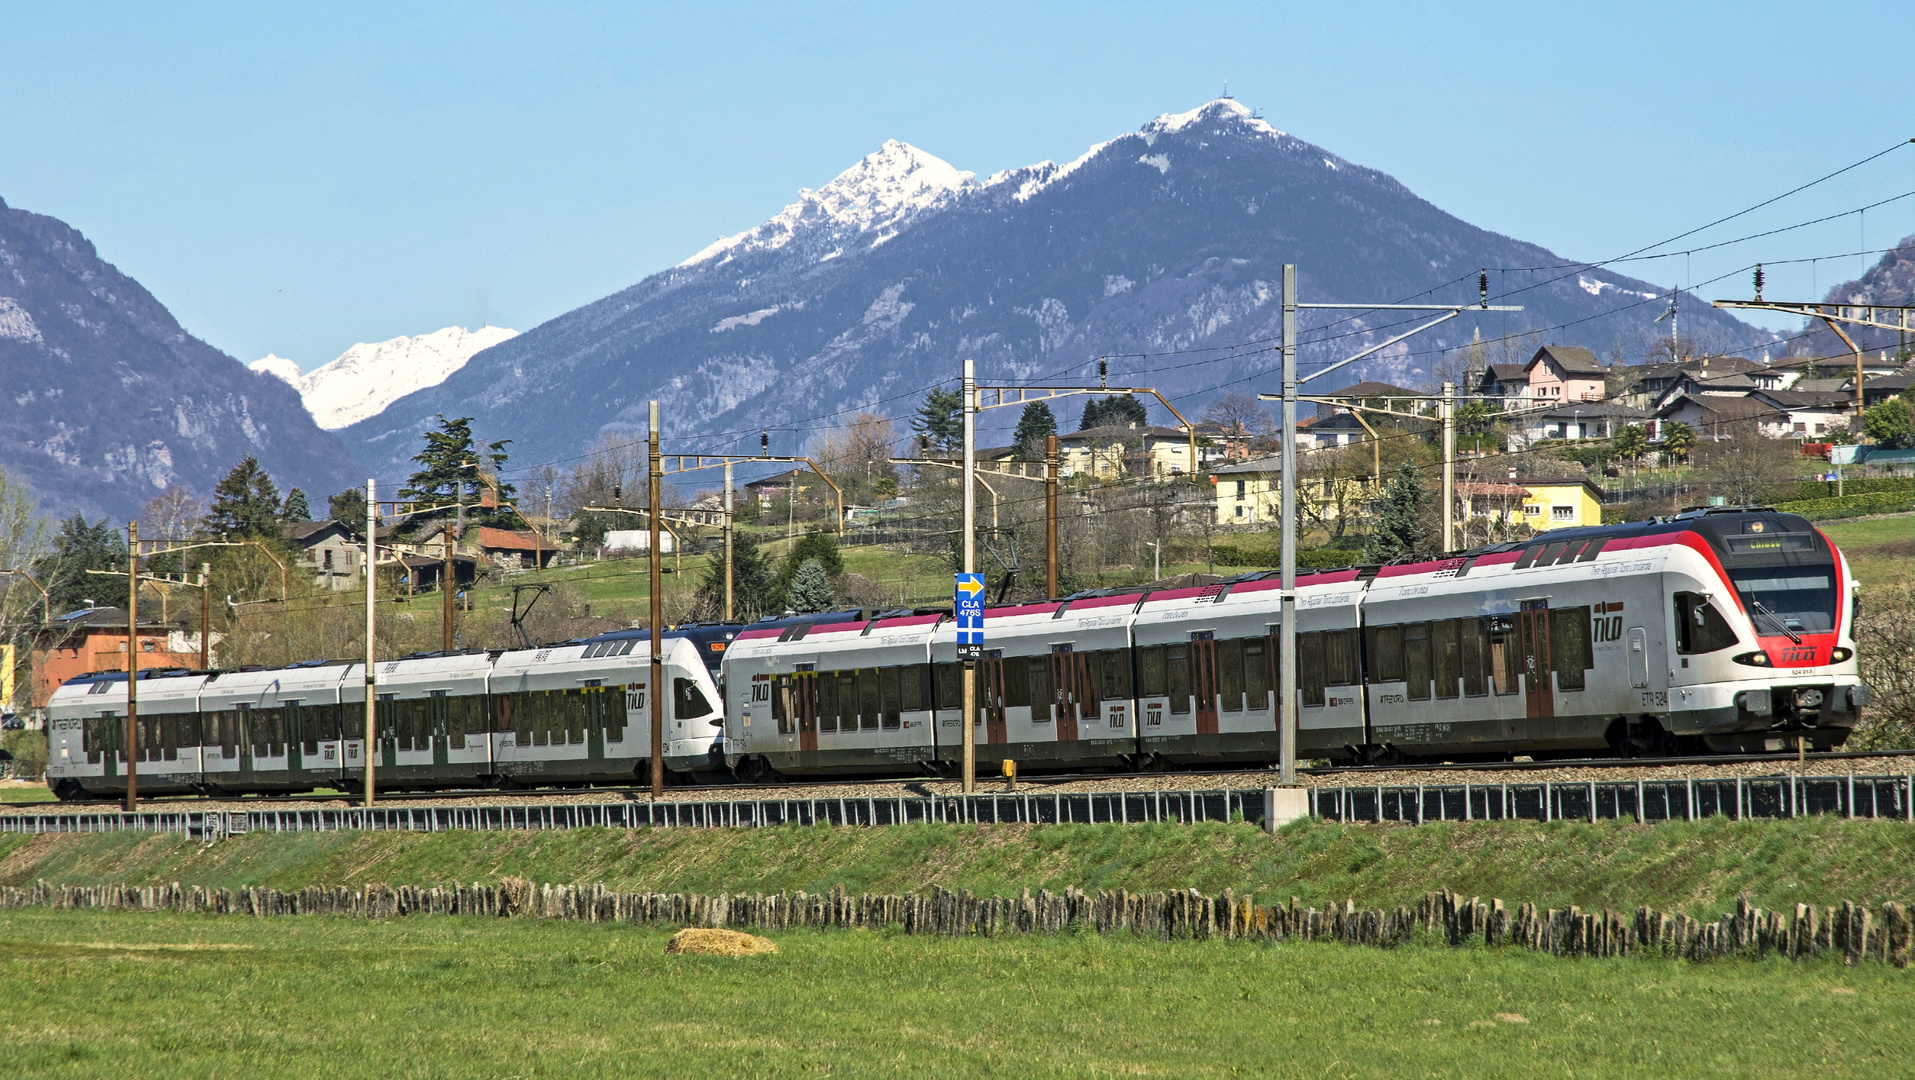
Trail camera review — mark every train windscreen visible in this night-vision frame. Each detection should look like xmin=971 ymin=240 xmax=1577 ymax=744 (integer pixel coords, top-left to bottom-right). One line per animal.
xmin=1727 ymin=568 xmax=1836 ymax=635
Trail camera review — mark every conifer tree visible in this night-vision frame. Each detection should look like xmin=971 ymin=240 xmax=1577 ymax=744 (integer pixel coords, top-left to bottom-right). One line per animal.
xmin=910 ymin=388 xmax=965 ymax=452
xmin=786 ymin=558 xmax=835 ymax=614
xmin=282 ymin=488 xmax=311 ymax=522
xmin=400 ymin=415 xmax=517 ymax=530
xmin=205 ymin=456 xmax=283 ymax=538
xmin=692 ymin=530 xmax=778 ymax=621
xmin=1012 ymin=401 xmax=1057 ymax=448
xmin=35 ymin=515 xmax=127 ymax=616
xmin=1363 ymin=461 xmax=1431 ymax=564
xmin=1080 ymin=394 xmax=1148 ymax=430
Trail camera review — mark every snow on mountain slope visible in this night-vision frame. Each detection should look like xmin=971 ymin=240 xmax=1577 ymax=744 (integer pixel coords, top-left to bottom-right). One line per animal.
xmin=340 ymin=99 xmax=1770 ymax=478
xmin=253 ymin=325 xmax=517 ymax=429
xmin=680 ymin=140 xmax=974 ymax=267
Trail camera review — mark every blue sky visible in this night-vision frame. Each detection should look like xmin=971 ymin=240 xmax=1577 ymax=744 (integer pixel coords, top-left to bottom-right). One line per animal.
xmin=3 ymin=1 xmax=1911 ymax=370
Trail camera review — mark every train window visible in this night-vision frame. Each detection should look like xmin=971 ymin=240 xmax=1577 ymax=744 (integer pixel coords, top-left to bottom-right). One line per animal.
xmin=1368 ymin=625 xmax=1405 ymax=683
xmin=1030 ymin=658 xmax=1053 ymax=720
xmin=859 ymin=669 xmax=882 ymax=731
xmin=1461 ymin=619 xmax=1488 ymax=697
xmin=675 ymin=678 xmax=714 ymax=720
xmin=772 ymin=676 xmax=789 ymax=732
xmin=1324 ymin=629 xmax=1359 ymax=687
xmin=567 ymin=693 xmax=588 ymax=745
xmin=1002 ymin=657 xmax=1030 ymax=709
xmin=219 ymin=709 xmax=240 ymax=756
xmin=1551 ymin=607 xmax=1591 ymax=691
xmin=817 ymin=675 xmax=840 ymax=733
xmin=1403 ymin=623 xmax=1432 ymax=701
xmin=1217 ymin=639 xmax=1245 ymax=712
xmin=1137 ymin=646 xmax=1167 ymax=699
xmin=1674 ymin=592 xmax=1738 ymax=655
xmin=1098 ymin=650 xmax=1132 ymax=701
xmin=935 ymin=663 xmax=962 ymax=712
xmin=1077 ymin=653 xmax=1102 ymax=717
xmin=1576 ymin=537 xmax=1608 ymax=562
xmin=1512 ymin=544 xmax=1545 ymax=570
xmin=1432 ymin=621 xmax=1460 ymax=700
xmin=1298 ymin=633 xmax=1326 ymax=707
xmin=1541 ymin=542 xmax=1569 ymax=565
xmin=1243 ymin=638 xmax=1270 ymax=704
xmin=903 ymin=665 xmax=930 ymax=713
xmin=879 ymin=668 xmax=902 ymax=729
xmin=1166 ymin=645 xmax=1191 ymax=714
xmin=604 ymin=688 xmax=627 ymax=743
xmin=1490 ymin=619 xmax=1520 ymax=695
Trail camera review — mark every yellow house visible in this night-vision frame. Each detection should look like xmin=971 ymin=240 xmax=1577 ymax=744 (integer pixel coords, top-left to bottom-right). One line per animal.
xmin=1516 ymin=477 xmax=1606 ymax=531
xmin=1210 ymin=459 xmax=1376 ymax=525
xmin=1059 ymin=425 xmax=1196 ymax=481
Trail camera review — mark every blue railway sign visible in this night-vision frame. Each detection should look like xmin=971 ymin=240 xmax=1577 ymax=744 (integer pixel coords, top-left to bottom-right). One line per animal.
xmin=954 ymin=573 xmax=984 ymax=660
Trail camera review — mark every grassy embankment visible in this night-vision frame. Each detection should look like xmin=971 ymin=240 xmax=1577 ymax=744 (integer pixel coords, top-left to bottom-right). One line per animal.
xmin=3 ymin=908 xmax=1909 ymax=1078
xmin=5 ymin=816 xmax=1914 ymax=918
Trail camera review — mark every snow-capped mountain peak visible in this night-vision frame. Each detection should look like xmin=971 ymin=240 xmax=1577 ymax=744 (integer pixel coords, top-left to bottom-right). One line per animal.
xmin=248 ymin=353 xmax=302 ymax=384
xmin=680 ymin=139 xmax=975 ymax=267
xmin=253 ymin=325 xmax=518 ymax=430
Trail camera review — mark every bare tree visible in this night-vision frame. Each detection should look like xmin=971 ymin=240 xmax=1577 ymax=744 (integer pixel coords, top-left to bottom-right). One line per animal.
xmin=1200 ymin=393 xmax=1273 ymax=438
xmin=138 ymin=485 xmax=205 ymax=541
xmin=523 ymin=464 xmax=562 ymax=538
xmin=810 ymin=412 xmax=901 ymax=503
xmin=1691 ymin=421 xmax=1796 ymax=506
xmin=558 ymin=433 xmax=648 ymax=517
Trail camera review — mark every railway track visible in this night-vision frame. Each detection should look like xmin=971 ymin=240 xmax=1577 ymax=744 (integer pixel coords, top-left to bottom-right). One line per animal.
xmin=10 ymin=747 xmax=1913 ymax=810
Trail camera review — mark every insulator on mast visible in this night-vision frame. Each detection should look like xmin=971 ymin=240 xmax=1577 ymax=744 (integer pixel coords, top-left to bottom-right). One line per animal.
xmin=760 ymin=430 xmax=769 ymax=455
xmin=1753 ymin=264 xmax=1764 ymax=302
xmin=1098 ymin=357 xmax=1108 ymax=388
xmin=1478 ymin=270 xmax=1489 ymax=308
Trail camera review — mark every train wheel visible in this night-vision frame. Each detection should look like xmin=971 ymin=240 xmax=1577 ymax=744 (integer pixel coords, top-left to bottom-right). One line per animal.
xmin=1608 ymin=717 xmax=1677 ymax=758
xmin=52 ymin=779 xmax=88 ymax=802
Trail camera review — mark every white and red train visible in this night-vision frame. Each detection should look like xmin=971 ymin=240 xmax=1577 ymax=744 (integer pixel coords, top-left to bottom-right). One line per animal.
xmin=41 ymin=507 xmax=1867 ymax=798
xmin=722 ymin=506 xmax=1866 ymax=776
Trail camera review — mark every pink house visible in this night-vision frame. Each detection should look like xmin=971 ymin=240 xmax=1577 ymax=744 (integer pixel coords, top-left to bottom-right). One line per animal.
xmin=1523 ymin=345 xmax=1607 ymax=404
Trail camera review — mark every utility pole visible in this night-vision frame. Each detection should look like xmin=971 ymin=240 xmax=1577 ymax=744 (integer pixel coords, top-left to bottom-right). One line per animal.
xmin=363 ymin=478 xmax=377 ymax=808
xmin=1441 ymin=381 xmax=1457 ymax=553
xmin=441 ymin=494 xmax=456 ymax=652
xmin=1277 ymin=268 xmax=1297 ymax=787
xmin=723 ymin=462 xmax=735 ymax=621
xmin=1262 ymin=268 xmax=1518 ymax=782
xmin=199 ymin=563 xmax=211 ymax=670
xmin=1045 ymin=433 xmax=1059 ymax=599
xmin=124 ymin=521 xmax=139 ymax=812
xmin=961 ymin=356 xmax=977 ymax=795
xmin=649 ymin=402 xmax=665 ymax=799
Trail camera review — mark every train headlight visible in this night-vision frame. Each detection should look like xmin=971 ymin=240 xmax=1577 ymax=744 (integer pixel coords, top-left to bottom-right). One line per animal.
xmin=1829 ymin=647 xmax=1852 ymax=663
xmin=1731 ymin=651 xmax=1771 ymax=667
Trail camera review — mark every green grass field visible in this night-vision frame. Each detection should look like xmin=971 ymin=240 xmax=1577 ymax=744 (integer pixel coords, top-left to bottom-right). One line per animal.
xmin=1821 ymin=514 xmax=1915 ymax=591
xmin=2 ymin=908 xmax=1907 ymax=1078
xmin=6 ymin=818 xmax=1914 ymax=919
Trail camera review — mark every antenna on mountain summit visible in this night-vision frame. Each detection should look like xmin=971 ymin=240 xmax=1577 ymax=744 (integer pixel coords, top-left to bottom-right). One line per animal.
xmin=1221 ymin=79 xmax=1232 ymax=100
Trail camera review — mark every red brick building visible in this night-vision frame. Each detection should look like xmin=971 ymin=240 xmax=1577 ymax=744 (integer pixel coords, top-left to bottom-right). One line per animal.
xmin=28 ymin=606 xmax=198 ymax=709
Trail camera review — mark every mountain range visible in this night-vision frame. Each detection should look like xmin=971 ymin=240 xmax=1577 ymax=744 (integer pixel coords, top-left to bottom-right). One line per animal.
xmin=0 ymin=197 xmax=361 ymax=521
xmin=338 ymin=99 xmax=1769 ymax=478
xmin=250 ymin=324 xmax=519 ymax=430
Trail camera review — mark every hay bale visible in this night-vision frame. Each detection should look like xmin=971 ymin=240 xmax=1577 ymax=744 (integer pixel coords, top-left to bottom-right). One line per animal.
xmin=665 ymin=928 xmax=779 ymax=957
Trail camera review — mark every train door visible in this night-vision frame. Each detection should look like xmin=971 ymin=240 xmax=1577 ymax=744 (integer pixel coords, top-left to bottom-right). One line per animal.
xmin=1519 ymin=602 xmax=1554 ymax=719
xmin=1048 ymin=646 xmax=1078 ymax=742
xmin=1190 ymin=632 xmax=1219 ymax=736
xmin=429 ymin=694 xmax=453 ymax=768
xmin=285 ymin=703 xmax=304 ymax=774
xmin=585 ymin=688 xmax=606 ymax=762
xmin=981 ymin=654 xmax=1007 ymax=745
xmin=1626 ymin=626 xmax=1649 ymax=688
xmin=792 ymin=669 xmax=818 ymax=752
